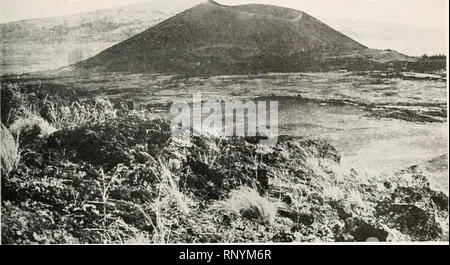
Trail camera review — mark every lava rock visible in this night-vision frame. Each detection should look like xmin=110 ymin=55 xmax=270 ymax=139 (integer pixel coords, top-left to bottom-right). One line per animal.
xmin=430 ymin=191 xmax=449 ymax=211
xmin=376 ymin=185 xmax=448 ymax=241
xmin=255 ymin=167 xmax=269 ymax=193
xmin=271 ymin=231 xmax=295 ymax=243
xmin=278 ymin=208 xmax=315 ymax=226
xmin=345 ymin=217 xmax=389 ymax=242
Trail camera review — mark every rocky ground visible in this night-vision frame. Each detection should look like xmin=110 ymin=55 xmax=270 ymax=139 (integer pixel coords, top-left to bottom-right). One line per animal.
xmin=1 ymin=82 xmax=448 ymax=244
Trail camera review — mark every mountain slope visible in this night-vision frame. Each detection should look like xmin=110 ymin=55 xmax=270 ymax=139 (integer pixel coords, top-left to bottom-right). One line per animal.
xmin=0 ymin=0 xmax=200 ymax=44
xmin=75 ymin=1 xmax=372 ymax=75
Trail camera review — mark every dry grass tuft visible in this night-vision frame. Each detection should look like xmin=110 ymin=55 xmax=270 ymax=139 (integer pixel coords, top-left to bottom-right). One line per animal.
xmin=322 ymin=184 xmax=344 ymax=201
xmin=1 ymin=124 xmax=21 ymax=174
xmin=150 ymin=157 xmax=190 ymax=214
xmin=48 ymin=97 xmax=117 ymax=129
xmin=346 ymin=188 xmax=366 ymax=209
xmin=9 ymin=111 xmax=57 ymax=138
xmin=213 ymin=186 xmax=277 ymax=225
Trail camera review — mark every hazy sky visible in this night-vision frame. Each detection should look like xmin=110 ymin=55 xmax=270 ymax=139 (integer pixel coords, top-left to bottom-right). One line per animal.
xmin=0 ymin=0 xmax=447 ymax=31
xmin=0 ymin=0 xmax=447 ymax=55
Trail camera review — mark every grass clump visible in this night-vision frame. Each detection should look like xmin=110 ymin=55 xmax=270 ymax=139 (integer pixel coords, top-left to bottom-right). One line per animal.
xmin=213 ymin=186 xmax=277 ymax=225
xmin=47 ymin=97 xmax=117 ymax=129
xmin=1 ymin=124 xmax=21 ymax=175
xmin=9 ymin=111 xmax=57 ymax=138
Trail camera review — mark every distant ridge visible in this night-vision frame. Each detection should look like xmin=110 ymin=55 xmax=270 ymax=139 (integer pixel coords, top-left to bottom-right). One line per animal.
xmin=75 ymin=1 xmax=412 ymax=75
xmin=0 ymin=0 xmax=201 ymax=74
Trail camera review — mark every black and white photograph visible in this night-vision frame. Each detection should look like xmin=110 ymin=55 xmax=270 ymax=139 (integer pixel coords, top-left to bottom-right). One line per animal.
xmin=0 ymin=0 xmax=448 ymax=246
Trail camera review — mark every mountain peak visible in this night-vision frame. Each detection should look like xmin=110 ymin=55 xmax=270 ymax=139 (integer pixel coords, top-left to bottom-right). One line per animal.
xmin=76 ymin=3 xmax=367 ymax=75
xmin=206 ymin=0 xmax=228 ymax=7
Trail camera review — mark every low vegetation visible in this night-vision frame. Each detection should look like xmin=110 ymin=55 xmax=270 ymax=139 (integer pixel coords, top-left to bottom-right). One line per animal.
xmin=1 ymin=125 xmax=21 ymax=175
xmin=1 ymin=82 xmax=448 ymax=244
